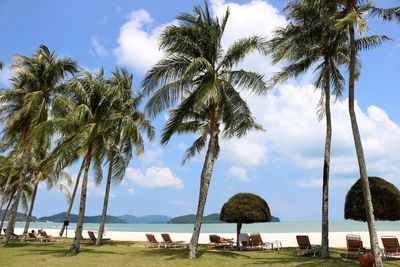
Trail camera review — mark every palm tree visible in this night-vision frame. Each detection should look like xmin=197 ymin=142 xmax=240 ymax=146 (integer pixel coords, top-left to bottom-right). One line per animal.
xmin=334 ymin=2 xmax=398 ymax=265
xmin=142 ymin=1 xmax=268 ymax=258
xmin=0 ymin=61 xmax=3 ymax=70
xmin=267 ymin=0 xmax=348 ymax=258
xmin=40 ymin=69 xmax=117 ymax=253
xmin=95 ymin=68 xmax=154 ymax=246
xmin=0 ymin=45 xmax=77 ymax=245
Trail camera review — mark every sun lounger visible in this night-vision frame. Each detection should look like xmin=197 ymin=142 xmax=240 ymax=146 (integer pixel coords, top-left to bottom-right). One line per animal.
xmin=145 ymin=233 xmax=164 ymax=248
xmin=345 ymin=234 xmax=363 ymax=258
xmin=3 ymin=228 xmax=21 ymax=240
xmin=381 ymin=236 xmax=400 ymax=259
xmin=249 ymin=233 xmax=273 ymax=251
xmin=161 ymin=233 xmax=187 ymax=248
xmin=25 ymin=232 xmax=38 ymax=242
xmin=209 ymin=234 xmax=234 ymax=249
xmin=239 ymin=233 xmax=250 ymax=250
xmin=296 ymin=235 xmax=320 ymax=256
xmin=88 ymin=231 xmax=110 ymax=244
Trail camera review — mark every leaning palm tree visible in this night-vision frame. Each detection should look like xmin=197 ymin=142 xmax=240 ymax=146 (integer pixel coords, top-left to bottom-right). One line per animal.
xmin=142 ymin=1 xmax=268 ymax=258
xmin=39 ymin=69 xmax=117 ymax=253
xmin=334 ymin=2 xmax=398 ymax=265
xmin=0 ymin=45 xmax=77 ymax=245
xmin=95 ymin=68 xmax=154 ymax=246
xmin=267 ymin=0 xmax=348 ymax=258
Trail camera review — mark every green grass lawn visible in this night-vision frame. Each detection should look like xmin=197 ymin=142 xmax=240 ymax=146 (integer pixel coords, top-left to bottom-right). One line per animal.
xmin=1 ymin=240 xmax=400 ymax=267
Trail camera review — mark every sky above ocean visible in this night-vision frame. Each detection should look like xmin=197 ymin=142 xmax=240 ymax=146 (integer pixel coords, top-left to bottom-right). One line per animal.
xmin=0 ymin=0 xmax=399 ymax=221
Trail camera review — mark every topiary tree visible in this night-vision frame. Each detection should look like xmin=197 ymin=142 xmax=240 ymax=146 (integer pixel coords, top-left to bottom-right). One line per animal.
xmin=345 ymin=177 xmax=400 ymax=221
xmin=220 ymin=193 xmax=271 ymax=247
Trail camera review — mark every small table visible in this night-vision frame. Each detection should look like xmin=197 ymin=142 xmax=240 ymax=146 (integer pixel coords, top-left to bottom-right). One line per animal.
xmin=270 ymin=240 xmax=282 ymax=250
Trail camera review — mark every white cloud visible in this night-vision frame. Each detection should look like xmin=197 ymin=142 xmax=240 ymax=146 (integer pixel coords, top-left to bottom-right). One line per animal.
xmin=126 ymin=166 xmax=183 ymax=189
xmin=221 ymin=135 xmax=268 ymax=166
xmin=127 ymin=188 xmax=136 ymax=196
xmin=89 ymin=37 xmax=109 ymax=57
xmin=87 ymin=181 xmax=115 ymax=198
xmin=245 ymin=83 xmax=400 ymax=183
xmin=228 ymin=166 xmax=249 ymax=182
xmin=114 ymin=9 xmax=165 ymax=73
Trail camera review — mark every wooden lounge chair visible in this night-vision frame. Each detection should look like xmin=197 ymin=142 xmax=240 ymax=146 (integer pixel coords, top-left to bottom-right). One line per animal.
xmin=3 ymin=228 xmax=20 ymax=240
xmin=88 ymin=231 xmax=110 ymax=244
xmin=249 ymin=233 xmax=272 ymax=251
xmin=296 ymin=235 xmax=320 ymax=256
xmin=145 ymin=233 xmax=164 ymax=248
xmin=25 ymin=232 xmax=38 ymax=242
xmin=209 ymin=234 xmax=234 ymax=249
xmin=381 ymin=236 xmax=400 ymax=259
xmin=346 ymin=234 xmax=363 ymax=259
xmin=161 ymin=233 xmax=187 ymax=248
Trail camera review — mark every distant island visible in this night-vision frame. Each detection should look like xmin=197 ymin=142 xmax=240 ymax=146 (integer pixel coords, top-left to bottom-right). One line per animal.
xmin=1 ymin=210 xmax=280 ymax=224
xmin=167 ymin=213 xmax=280 ymax=224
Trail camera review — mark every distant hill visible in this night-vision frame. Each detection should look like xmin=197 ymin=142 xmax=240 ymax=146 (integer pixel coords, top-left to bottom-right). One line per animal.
xmin=0 ymin=210 xmax=37 ymax=222
xmin=168 ymin=213 xmax=280 ymax=224
xmin=117 ymin=215 xmax=171 ymax=223
xmin=37 ymin=212 xmax=126 ymax=224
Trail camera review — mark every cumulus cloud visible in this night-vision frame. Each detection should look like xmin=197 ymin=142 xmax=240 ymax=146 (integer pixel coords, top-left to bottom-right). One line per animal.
xmin=126 ymin=166 xmax=183 ymax=189
xmin=87 ymin=181 xmax=115 ymax=198
xmin=228 ymin=166 xmax=249 ymax=182
xmin=244 ymin=84 xmax=400 ymax=183
xmin=89 ymin=37 xmax=109 ymax=57
xmin=114 ymin=9 xmax=165 ymax=73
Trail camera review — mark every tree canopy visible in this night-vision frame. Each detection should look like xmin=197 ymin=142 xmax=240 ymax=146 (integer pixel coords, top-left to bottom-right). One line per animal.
xmin=345 ymin=176 xmax=400 ymax=222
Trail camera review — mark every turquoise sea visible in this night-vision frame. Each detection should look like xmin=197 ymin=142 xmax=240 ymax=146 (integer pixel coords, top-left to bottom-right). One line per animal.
xmin=15 ymin=220 xmax=399 ymax=233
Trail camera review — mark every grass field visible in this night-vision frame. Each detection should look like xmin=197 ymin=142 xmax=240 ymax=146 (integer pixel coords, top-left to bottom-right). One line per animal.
xmin=1 ymin=240 xmax=400 ymax=266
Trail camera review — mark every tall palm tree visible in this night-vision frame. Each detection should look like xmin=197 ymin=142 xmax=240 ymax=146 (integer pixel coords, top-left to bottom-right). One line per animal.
xmin=40 ymin=69 xmax=117 ymax=253
xmin=95 ymin=68 xmax=154 ymax=246
xmin=267 ymin=0 xmax=349 ymax=258
xmin=334 ymin=2 xmax=398 ymax=265
xmin=142 ymin=1 xmax=268 ymax=258
xmin=0 ymin=45 xmax=77 ymax=245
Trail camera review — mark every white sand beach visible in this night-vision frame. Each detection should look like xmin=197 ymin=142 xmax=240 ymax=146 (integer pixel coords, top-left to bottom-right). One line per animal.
xmin=14 ymin=227 xmax=400 ymax=248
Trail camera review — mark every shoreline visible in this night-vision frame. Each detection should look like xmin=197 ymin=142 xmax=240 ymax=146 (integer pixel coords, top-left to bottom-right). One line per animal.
xmin=13 ymin=227 xmax=400 ymax=248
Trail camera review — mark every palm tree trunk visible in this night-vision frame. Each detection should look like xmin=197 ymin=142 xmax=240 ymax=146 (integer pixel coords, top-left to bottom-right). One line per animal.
xmin=348 ymin=23 xmax=382 ymax=267
xmin=70 ymin=146 xmax=92 ymax=253
xmin=2 ymin=141 xmax=32 ymax=245
xmin=21 ymin=182 xmax=38 ymax=241
xmin=59 ymin=158 xmax=85 ymax=237
xmin=321 ymin=59 xmax=331 ymax=258
xmin=0 ymin=167 xmax=15 ymax=213
xmin=96 ymin=153 xmax=114 ymax=246
xmin=188 ymin=111 xmax=219 ymax=259
xmin=0 ymin=190 xmax=15 ymax=232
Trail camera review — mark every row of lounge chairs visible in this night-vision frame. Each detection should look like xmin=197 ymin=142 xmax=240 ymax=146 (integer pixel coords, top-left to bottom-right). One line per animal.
xmin=345 ymin=234 xmax=400 ymax=259
xmin=146 ymin=233 xmax=187 ymax=248
xmin=297 ymin=234 xmax=400 ymax=259
xmin=237 ymin=233 xmax=282 ymax=251
xmin=2 ymin=228 xmax=55 ymax=242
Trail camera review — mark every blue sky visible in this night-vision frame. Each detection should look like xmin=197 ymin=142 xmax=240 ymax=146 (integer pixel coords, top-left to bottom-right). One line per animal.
xmin=0 ymin=0 xmax=399 ymax=221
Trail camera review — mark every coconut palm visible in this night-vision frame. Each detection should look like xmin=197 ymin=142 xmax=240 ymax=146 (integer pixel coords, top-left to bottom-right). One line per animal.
xmin=267 ymin=0 xmax=349 ymax=258
xmin=95 ymin=68 xmax=154 ymax=246
xmin=0 ymin=45 xmax=77 ymax=245
xmin=142 ymin=1 xmax=268 ymax=258
xmin=39 ymin=69 xmax=118 ymax=253
xmin=334 ymin=2 xmax=398 ymax=265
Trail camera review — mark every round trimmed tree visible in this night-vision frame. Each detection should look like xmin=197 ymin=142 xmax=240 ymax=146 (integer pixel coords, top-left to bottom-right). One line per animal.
xmin=220 ymin=193 xmax=271 ymax=247
xmin=345 ymin=176 xmax=400 ymax=221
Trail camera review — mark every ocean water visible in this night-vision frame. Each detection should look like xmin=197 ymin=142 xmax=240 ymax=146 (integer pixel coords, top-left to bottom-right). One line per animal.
xmin=15 ymin=220 xmax=399 ymax=233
